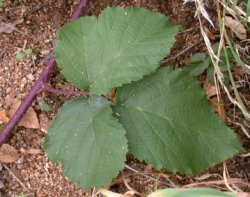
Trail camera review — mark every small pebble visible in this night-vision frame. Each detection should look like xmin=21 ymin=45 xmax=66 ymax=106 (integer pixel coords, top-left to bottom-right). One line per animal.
xmin=41 ymin=50 xmax=50 ymax=56
xmin=16 ymin=157 xmax=24 ymax=165
xmin=0 ymin=180 xmax=4 ymax=189
xmin=26 ymin=73 xmax=35 ymax=81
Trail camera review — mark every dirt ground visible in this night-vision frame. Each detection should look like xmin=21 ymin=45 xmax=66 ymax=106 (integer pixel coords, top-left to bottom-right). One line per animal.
xmin=0 ymin=0 xmax=249 ymax=196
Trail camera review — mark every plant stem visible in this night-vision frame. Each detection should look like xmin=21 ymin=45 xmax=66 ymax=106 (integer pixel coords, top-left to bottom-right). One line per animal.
xmin=223 ymin=48 xmax=250 ymax=122
xmin=44 ymin=84 xmax=90 ymax=96
xmin=0 ymin=0 xmax=88 ymax=146
xmin=70 ymin=0 xmax=87 ymax=21
xmin=136 ymin=0 xmax=143 ymax=7
xmin=0 ymin=58 xmax=55 ymax=145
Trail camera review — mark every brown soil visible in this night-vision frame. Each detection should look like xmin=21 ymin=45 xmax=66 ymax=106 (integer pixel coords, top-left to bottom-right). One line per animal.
xmin=0 ymin=0 xmax=249 ymax=196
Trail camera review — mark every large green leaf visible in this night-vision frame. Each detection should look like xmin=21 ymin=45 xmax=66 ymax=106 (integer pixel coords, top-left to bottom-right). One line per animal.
xmin=114 ymin=67 xmax=243 ymax=174
xmin=45 ymin=96 xmax=128 ymax=189
xmin=148 ymin=188 xmax=236 ymax=197
xmin=55 ymin=6 xmax=179 ymax=95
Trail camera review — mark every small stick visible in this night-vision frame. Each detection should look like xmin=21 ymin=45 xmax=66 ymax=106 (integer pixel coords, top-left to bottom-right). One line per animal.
xmin=136 ymin=0 xmax=143 ymax=7
xmin=160 ymin=38 xmax=204 ymax=66
xmin=0 ymin=50 xmax=6 ymax=58
xmin=26 ymin=3 xmax=47 ymax=17
xmin=3 ymin=164 xmax=31 ymax=194
xmin=124 ymin=164 xmax=175 ymax=187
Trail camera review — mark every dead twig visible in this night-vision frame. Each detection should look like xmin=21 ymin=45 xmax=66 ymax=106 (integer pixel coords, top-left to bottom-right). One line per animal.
xmin=2 ymin=164 xmax=32 ymax=194
xmin=122 ymin=173 xmax=142 ymax=196
xmin=223 ymin=162 xmax=238 ymax=193
xmin=182 ymin=178 xmax=250 ymax=189
xmin=160 ymin=38 xmax=204 ymax=66
xmin=0 ymin=50 xmax=6 ymax=58
xmin=238 ymin=152 xmax=250 ymax=158
xmin=124 ymin=164 xmax=176 ymax=187
xmin=26 ymin=3 xmax=47 ymax=17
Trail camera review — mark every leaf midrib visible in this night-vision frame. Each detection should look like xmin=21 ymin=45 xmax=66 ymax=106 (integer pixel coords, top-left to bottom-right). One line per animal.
xmin=120 ymin=103 xmax=226 ymax=161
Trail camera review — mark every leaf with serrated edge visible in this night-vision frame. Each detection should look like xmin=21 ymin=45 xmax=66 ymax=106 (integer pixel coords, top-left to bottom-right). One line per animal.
xmin=114 ymin=67 xmax=243 ymax=175
xmin=45 ymin=96 xmax=128 ymax=189
xmin=55 ymin=7 xmax=179 ymax=95
xmin=186 ymin=53 xmax=210 ymax=77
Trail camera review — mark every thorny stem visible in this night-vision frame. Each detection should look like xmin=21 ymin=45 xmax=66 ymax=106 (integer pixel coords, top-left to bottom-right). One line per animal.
xmin=70 ymin=0 xmax=87 ymax=21
xmin=44 ymin=84 xmax=90 ymax=96
xmin=0 ymin=58 xmax=55 ymax=145
xmin=0 ymin=0 xmax=88 ymax=146
xmin=136 ymin=0 xmax=143 ymax=7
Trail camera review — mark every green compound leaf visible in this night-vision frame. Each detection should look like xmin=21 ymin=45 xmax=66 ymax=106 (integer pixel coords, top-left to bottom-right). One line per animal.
xmin=185 ymin=53 xmax=210 ymax=77
xmin=55 ymin=7 xmax=179 ymax=95
xmin=45 ymin=96 xmax=128 ymax=189
xmin=148 ymin=188 xmax=236 ymax=197
xmin=114 ymin=67 xmax=243 ymax=175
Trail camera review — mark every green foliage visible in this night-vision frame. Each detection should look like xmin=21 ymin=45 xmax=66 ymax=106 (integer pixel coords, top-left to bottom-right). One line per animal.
xmin=186 ymin=43 xmax=233 ymax=84
xmin=45 ymin=7 xmax=243 ymax=190
xmin=38 ymin=98 xmax=52 ymax=112
xmin=45 ymin=97 xmax=127 ymax=189
xmin=185 ymin=53 xmax=210 ymax=76
xmin=148 ymin=188 xmax=236 ymax=197
xmin=55 ymin=6 xmax=179 ymax=95
xmin=114 ymin=67 xmax=243 ymax=174
xmin=16 ymin=48 xmax=34 ymax=60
